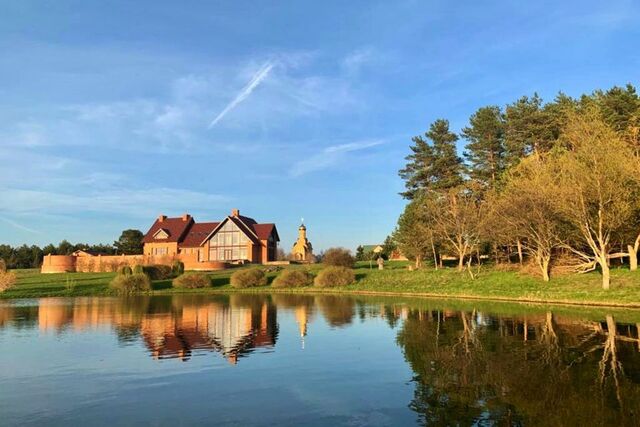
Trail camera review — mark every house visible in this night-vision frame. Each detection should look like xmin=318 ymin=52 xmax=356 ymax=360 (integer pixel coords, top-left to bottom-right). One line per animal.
xmin=361 ymin=245 xmax=384 ymax=255
xmin=143 ymin=209 xmax=279 ymax=264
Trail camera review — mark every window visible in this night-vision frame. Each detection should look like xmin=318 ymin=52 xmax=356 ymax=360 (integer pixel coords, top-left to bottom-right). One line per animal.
xmin=153 ymin=247 xmax=168 ymax=255
xmin=207 ymin=220 xmax=251 ymax=261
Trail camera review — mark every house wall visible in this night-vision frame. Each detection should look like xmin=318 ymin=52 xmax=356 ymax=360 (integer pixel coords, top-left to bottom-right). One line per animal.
xmin=144 ymin=242 xmax=179 ymax=256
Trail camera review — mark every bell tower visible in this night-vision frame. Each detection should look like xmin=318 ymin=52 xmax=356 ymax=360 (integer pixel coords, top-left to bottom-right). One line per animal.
xmin=292 ymin=219 xmax=314 ymax=262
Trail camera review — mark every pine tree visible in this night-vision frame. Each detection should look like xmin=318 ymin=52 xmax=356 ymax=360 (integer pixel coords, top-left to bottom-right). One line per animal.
xmin=504 ymin=94 xmax=555 ymax=166
xmin=462 ymin=106 xmax=505 ymax=188
xmin=399 ymin=119 xmax=464 ymax=199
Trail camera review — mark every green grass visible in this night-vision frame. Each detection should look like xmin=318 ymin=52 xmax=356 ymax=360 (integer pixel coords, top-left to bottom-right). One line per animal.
xmin=3 ymin=262 xmax=640 ymax=308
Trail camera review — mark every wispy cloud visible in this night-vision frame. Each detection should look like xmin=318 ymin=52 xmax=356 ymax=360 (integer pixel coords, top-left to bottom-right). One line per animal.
xmin=208 ymin=61 xmax=275 ymax=129
xmin=0 ymin=188 xmax=228 ymax=219
xmin=290 ymin=139 xmax=385 ymax=177
xmin=0 ymin=216 xmax=41 ymax=234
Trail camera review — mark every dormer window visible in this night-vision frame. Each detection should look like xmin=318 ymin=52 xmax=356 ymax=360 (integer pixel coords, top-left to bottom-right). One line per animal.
xmin=153 ymin=228 xmax=170 ymax=240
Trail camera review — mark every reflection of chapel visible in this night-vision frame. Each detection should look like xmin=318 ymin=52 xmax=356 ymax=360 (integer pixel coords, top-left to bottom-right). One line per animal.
xmin=292 ymin=222 xmax=313 ymax=262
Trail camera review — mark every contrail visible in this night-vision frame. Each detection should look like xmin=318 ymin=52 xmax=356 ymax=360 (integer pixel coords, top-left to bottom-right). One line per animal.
xmin=0 ymin=216 xmax=40 ymax=234
xmin=208 ymin=61 xmax=275 ymax=128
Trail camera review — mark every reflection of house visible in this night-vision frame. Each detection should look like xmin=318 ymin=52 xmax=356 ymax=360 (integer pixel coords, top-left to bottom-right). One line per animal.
xmin=292 ymin=222 xmax=313 ymax=262
xmin=143 ymin=209 xmax=280 ymax=264
xmin=140 ymin=299 xmax=278 ymax=364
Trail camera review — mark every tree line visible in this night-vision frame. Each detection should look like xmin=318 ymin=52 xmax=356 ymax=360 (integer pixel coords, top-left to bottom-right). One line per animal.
xmin=0 ymin=229 xmax=144 ymax=269
xmin=393 ymin=84 xmax=640 ymax=289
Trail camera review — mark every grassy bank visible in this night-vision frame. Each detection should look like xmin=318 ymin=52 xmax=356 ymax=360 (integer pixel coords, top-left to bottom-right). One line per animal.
xmin=3 ymin=261 xmax=640 ymax=308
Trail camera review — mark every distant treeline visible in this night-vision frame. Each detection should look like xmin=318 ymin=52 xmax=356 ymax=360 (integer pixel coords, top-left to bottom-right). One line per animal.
xmin=1 ymin=229 xmax=144 ymax=269
xmin=393 ymin=84 xmax=640 ymax=289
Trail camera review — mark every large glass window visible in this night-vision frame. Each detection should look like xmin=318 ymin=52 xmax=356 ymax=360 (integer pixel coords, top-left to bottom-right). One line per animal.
xmin=208 ymin=220 xmax=251 ymax=261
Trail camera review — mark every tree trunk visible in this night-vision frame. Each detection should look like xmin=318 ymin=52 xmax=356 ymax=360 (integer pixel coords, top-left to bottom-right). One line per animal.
xmin=629 ymin=244 xmax=638 ymax=271
xmin=517 ymin=239 xmax=523 ymax=265
xmin=458 ymin=253 xmax=464 ymax=271
xmin=601 ymin=256 xmax=611 ymax=290
xmin=541 ymin=256 xmax=550 ymax=282
xmin=431 ymin=239 xmax=438 ymax=271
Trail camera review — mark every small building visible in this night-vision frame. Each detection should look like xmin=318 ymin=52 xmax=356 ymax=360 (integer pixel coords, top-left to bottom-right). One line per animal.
xmin=361 ymin=245 xmax=384 ymax=256
xmin=291 ymin=222 xmax=313 ymax=262
xmin=143 ymin=209 xmax=279 ymax=264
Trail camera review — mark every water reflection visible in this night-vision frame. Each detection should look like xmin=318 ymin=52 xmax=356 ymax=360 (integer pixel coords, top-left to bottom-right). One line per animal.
xmin=2 ymin=296 xmax=640 ymax=425
xmin=396 ymin=308 xmax=640 ymax=425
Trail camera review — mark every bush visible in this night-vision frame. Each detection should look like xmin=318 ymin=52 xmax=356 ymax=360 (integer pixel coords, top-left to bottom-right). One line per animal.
xmin=0 ymin=258 xmax=6 ymax=273
xmin=143 ymin=264 xmax=174 ymax=280
xmin=132 ymin=264 xmax=144 ymax=274
xmin=172 ymin=260 xmax=185 ymax=276
xmin=314 ymin=266 xmax=355 ymax=287
xmin=0 ymin=271 xmax=16 ymax=292
xmin=118 ymin=265 xmax=133 ymax=276
xmin=230 ymin=268 xmax=267 ymax=288
xmin=109 ymin=273 xmax=152 ymax=294
xmin=272 ymin=269 xmax=313 ymax=288
xmin=173 ymin=273 xmax=211 ymax=289
xmin=322 ymin=247 xmax=355 ymax=268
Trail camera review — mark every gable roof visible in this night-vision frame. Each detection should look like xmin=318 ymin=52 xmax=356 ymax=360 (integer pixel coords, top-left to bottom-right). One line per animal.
xmin=253 ymin=223 xmax=279 ymax=241
xmin=361 ymin=245 xmax=383 ymax=253
xmin=143 ymin=216 xmax=194 ymax=243
xmin=180 ymin=222 xmax=219 ymax=247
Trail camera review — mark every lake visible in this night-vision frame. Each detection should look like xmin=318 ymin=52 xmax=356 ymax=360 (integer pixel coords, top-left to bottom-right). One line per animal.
xmin=1 ymin=294 xmax=639 ymax=426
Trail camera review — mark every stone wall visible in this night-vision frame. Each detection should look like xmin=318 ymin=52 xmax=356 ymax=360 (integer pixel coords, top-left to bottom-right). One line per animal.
xmin=41 ymin=253 xmax=228 ymax=273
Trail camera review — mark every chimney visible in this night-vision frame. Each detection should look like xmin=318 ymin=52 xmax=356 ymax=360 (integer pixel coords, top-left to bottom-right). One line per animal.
xmin=182 ymin=213 xmax=191 ymax=222
xmin=231 ymin=208 xmax=239 ymax=217
xmin=158 ymin=214 xmax=167 ymax=223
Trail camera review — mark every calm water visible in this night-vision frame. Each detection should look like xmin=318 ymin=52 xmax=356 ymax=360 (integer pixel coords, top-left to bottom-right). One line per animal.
xmin=1 ymin=295 xmax=640 ymax=426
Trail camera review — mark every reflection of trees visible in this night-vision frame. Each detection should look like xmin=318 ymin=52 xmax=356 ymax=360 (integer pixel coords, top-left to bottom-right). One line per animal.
xmin=315 ymin=295 xmax=355 ymax=327
xmin=396 ymin=309 xmax=640 ymax=426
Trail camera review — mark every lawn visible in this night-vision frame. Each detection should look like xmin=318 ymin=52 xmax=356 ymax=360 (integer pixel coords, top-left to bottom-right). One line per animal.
xmin=3 ymin=261 xmax=640 ymax=308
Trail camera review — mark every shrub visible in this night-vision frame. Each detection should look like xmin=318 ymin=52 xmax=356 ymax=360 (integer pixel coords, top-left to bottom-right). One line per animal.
xmin=109 ymin=273 xmax=152 ymax=294
xmin=322 ymin=247 xmax=355 ymax=268
xmin=118 ymin=265 xmax=133 ymax=276
xmin=314 ymin=266 xmax=355 ymax=287
xmin=0 ymin=271 xmax=16 ymax=292
xmin=0 ymin=258 xmax=6 ymax=273
xmin=230 ymin=268 xmax=267 ymax=288
xmin=172 ymin=260 xmax=185 ymax=276
xmin=173 ymin=273 xmax=211 ymax=289
xmin=143 ymin=264 xmax=174 ymax=280
xmin=272 ymin=269 xmax=313 ymax=288
xmin=132 ymin=264 xmax=144 ymax=274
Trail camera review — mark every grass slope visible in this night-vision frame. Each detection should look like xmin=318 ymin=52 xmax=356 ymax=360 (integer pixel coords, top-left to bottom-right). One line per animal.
xmin=3 ymin=262 xmax=640 ymax=308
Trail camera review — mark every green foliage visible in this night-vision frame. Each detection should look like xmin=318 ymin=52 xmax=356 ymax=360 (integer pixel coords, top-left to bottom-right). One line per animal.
xmin=109 ymin=273 xmax=151 ymax=294
xmin=314 ymin=266 xmax=355 ymax=287
xmin=132 ymin=264 xmax=144 ymax=274
xmin=272 ymin=269 xmax=313 ymax=288
xmin=462 ymin=106 xmax=506 ymax=188
xmin=230 ymin=268 xmax=267 ymax=288
xmin=143 ymin=265 xmax=174 ymax=280
xmin=355 ymin=245 xmax=365 ymax=261
xmin=113 ymin=229 xmax=144 ymax=255
xmin=322 ymin=248 xmax=355 ymax=268
xmin=399 ymin=119 xmax=464 ymax=199
xmin=172 ymin=261 xmax=185 ymax=276
xmin=117 ymin=265 xmax=133 ymax=276
xmin=173 ymin=273 xmax=211 ymax=289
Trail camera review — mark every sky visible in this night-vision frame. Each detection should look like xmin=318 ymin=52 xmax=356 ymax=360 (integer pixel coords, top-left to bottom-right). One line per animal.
xmin=1 ymin=0 xmax=639 ymax=251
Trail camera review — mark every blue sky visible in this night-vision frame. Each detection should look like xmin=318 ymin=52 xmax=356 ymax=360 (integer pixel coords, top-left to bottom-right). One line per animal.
xmin=1 ymin=1 xmax=639 ymax=251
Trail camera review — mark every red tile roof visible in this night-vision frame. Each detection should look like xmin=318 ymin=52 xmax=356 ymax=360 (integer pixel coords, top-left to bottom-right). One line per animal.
xmin=143 ymin=213 xmax=279 ymax=247
xmin=143 ymin=216 xmax=193 ymax=243
xmin=180 ymin=222 xmax=219 ymax=247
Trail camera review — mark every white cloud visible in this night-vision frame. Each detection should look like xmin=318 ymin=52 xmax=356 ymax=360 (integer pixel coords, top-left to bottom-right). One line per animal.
xmin=290 ymin=139 xmax=385 ymax=177
xmin=0 ymin=188 xmax=228 ymax=219
xmin=0 ymin=216 xmax=41 ymax=234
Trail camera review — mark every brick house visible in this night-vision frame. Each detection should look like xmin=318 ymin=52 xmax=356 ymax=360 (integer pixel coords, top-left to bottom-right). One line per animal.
xmin=143 ymin=209 xmax=279 ymax=264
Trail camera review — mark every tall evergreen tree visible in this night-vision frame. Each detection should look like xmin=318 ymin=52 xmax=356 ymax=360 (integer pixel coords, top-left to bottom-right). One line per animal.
xmin=462 ymin=106 xmax=505 ymax=188
xmin=504 ymin=94 xmax=555 ymax=166
xmin=399 ymin=119 xmax=464 ymax=199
